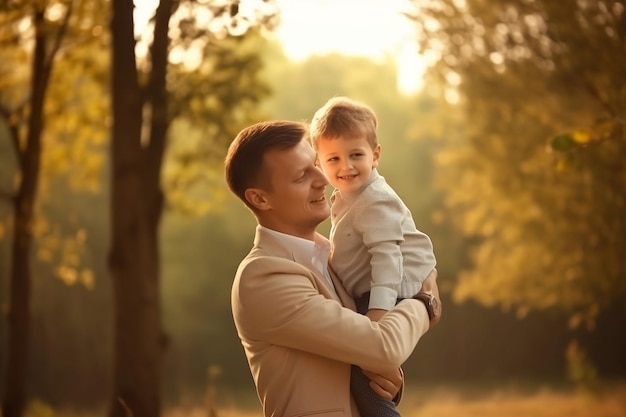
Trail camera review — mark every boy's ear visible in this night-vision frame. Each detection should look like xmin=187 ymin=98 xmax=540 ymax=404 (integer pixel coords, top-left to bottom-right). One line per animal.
xmin=245 ymin=188 xmax=271 ymax=211
xmin=372 ymin=144 xmax=382 ymax=167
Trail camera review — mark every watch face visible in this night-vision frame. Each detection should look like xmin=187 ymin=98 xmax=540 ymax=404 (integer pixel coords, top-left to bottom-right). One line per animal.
xmin=415 ymin=293 xmax=440 ymax=320
xmin=431 ymin=296 xmax=441 ymax=318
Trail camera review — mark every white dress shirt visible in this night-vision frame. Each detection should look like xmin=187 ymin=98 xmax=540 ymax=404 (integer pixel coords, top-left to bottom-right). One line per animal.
xmin=329 ymin=169 xmax=436 ymax=310
xmin=258 ymin=225 xmax=336 ymax=294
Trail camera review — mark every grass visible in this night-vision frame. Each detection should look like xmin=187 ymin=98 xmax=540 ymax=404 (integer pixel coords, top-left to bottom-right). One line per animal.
xmin=20 ymin=380 xmax=626 ymax=417
xmin=396 ymin=381 xmax=626 ymax=417
xmin=189 ymin=380 xmax=626 ymax=417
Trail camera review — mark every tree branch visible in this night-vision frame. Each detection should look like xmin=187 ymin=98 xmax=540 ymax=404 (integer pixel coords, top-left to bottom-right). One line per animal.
xmin=0 ymin=105 xmax=23 ymax=168
xmin=45 ymin=0 xmax=75 ymax=70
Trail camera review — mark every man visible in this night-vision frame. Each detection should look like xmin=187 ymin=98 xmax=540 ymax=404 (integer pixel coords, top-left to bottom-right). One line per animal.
xmin=224 ymin=120 xmax=441 ymax=417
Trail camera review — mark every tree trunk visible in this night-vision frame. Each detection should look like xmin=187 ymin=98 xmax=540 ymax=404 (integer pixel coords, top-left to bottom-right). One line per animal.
xmin=2 ymin=10 xmax=49 ymax=417
xmin=108 ymin=0 xmax=171 ymax=416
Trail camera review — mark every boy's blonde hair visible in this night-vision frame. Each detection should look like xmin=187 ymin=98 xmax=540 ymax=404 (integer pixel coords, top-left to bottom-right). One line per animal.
xmin=310 ymin=96 xmax=378 ymax=150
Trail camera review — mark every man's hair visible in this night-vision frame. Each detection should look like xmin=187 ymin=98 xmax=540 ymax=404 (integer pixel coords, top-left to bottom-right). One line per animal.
xmin=224 ymin=120 xmax=308 ymax=209
xmin=309 ymin=96 xmax=378 ymax=149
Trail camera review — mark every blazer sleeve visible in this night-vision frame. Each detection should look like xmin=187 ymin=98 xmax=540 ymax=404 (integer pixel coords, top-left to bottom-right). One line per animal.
xmin=232 ymin=256 xmax=430 ymax=373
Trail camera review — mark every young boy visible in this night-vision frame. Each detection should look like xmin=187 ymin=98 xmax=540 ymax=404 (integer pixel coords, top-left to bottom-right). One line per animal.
xmin=310 ymin=96 xmax=437 ymax=417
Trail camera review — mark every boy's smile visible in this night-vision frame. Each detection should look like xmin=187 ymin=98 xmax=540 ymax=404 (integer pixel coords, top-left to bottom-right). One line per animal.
xmin=316 ymin=135 xmax=381 ymax=194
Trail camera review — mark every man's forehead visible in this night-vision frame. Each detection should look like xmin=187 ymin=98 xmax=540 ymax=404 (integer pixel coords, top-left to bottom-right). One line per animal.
xmin=271 ymin=139 xmax=313 ymax=159
xmin=263 ymin=140 xmax=312 ymax=170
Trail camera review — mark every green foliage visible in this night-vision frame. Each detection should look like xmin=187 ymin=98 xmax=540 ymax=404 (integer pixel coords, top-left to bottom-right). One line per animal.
xmin=406 ymin=0 xmax=626 ymax=324
xmin=163 ymin=29 xmax=272 ymax=214
xmin=549 ymin=118 xmax=624 ymax=171
xmin=566 ymin=340 xmax=599 ymax=394
xmin=0 ymin=0 xmax=109 ymax=191
xmin=260 ymin=45 xmax=402 ymax=121
xmin=0 ymin=0 xmax=274 ymax=252
xmin=160 ymin=204 xmax=256 ymax=394
xmin=0 ymin=0 xmax=108 ymax=290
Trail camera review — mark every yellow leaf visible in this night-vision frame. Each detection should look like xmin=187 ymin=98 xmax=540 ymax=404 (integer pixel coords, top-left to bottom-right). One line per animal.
xmin=81 ymin=269 xmax=95 ymax=290
xmin=571 ymin=129 xmax=591 ymax=144
xmin=57 ymin=266 xmax=78 ymax=285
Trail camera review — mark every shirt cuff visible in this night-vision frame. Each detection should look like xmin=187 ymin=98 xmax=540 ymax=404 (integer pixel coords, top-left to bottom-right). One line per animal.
xmin=368 ymin=286 xmax=399 ymax=310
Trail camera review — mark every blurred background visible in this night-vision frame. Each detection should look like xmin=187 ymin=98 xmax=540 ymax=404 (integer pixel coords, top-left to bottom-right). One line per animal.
xmin=0 ymin=0 xmax=625 ymax=416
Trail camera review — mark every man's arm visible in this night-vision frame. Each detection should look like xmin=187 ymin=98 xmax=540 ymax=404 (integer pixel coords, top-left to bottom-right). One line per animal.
xmin=363 ymin=270 xmax=441 ymax=401
xmin=233 ymin=257 xmax=431 ymax=374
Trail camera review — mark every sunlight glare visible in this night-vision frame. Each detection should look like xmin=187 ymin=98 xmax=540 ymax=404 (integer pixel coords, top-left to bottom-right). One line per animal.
xmin=274 ymin=0 xmax=426 ymax=94
xmin=133 ymin=0 xmax=427 ymax=94
xmin=398 ymin=43 xmax=426 ymax=94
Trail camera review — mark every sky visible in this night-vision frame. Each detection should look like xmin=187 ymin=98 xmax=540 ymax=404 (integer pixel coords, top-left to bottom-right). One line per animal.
xmin=134 ymin=0 xmax=426 ymax=93
xmin=272 ymin=0 xmax=426 ymax=93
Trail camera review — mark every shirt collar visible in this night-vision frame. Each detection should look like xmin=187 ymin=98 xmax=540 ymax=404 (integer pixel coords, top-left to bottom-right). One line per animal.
xmin=258 ymin=225 xmax=330 ymax=278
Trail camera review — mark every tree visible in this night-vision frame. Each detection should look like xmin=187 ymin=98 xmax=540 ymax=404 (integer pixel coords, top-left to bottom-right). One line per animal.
xmin=406 ymin=0 xmax=626 ymax=325
xmin=107 ymin=1 xmax=277 ymax=416
xmin=0 ymin=2 xmax=77 ymax=416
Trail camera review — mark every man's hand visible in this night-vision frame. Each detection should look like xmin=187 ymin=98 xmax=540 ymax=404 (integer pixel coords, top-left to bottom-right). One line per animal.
xmin=362 ymin=368 xmax=402 ymax=401
xmin=420 ymin=269 xmax=442 ymax=326
xmin=365 ymin=308 xmax=387 ymax=322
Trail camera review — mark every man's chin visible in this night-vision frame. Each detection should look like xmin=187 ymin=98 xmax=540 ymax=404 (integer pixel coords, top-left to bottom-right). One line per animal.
xmin=312 ymin=212 xmax=330 ymax=226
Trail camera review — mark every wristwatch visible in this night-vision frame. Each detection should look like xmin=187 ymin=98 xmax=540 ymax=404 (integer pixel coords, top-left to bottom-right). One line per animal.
xmin=413 ymin=293 xmax=441 ymax=322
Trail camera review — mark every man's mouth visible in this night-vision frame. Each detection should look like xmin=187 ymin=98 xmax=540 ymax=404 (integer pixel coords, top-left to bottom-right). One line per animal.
xmin=311 ymin=195 xmax=326 ymax=203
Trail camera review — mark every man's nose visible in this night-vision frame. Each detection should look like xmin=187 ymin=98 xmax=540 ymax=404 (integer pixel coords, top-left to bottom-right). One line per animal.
xmin=313 ymin=166 xmax=329 ymax=187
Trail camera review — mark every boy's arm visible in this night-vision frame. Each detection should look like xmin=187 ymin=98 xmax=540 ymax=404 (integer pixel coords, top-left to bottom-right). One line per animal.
xmin=366 ymin=271 xmax=440 ymax=324
xmin=354 ymin=197 xmax=407 ymax=310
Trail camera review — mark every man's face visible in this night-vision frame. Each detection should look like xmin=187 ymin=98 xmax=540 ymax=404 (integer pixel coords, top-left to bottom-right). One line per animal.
xmin=252 ymin=138 xmax=330 ymax=239
xmin=316 ymin=135 xmax=380 ymax=194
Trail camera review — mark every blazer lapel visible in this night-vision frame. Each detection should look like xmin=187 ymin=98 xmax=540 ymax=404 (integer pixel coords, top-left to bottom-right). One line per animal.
xmin=254 ymin=227 xmax=349 ymax=306
xmin=328 ymin=265 xmax=357 ymax=312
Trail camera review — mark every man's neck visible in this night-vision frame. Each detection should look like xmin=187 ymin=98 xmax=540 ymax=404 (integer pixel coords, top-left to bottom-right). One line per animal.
xmin=258 ymin=222 xmax=316 ymax=241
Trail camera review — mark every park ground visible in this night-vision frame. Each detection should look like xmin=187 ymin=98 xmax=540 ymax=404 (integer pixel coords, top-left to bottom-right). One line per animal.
xmin=161 ymin=380 xmax=626 ymax=417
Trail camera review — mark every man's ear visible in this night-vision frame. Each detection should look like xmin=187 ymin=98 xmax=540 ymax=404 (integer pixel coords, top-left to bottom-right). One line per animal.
xmin=244 ymin=188 xmax=271 ymax=211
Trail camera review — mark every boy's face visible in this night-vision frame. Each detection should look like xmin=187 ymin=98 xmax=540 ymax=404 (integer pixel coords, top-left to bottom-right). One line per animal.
xmin=316 ymin=135 xmax=381 ymax=194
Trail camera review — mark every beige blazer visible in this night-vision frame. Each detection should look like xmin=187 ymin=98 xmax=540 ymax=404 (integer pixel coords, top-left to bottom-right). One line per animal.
xmin=231 ymin=226 xmax=430 ymax=417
